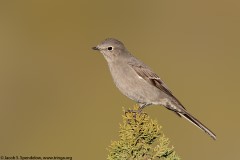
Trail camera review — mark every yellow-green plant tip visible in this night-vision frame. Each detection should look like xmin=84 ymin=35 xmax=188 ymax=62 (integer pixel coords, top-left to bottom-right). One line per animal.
xmin=107 ymin=105 xmax=180 ymax=160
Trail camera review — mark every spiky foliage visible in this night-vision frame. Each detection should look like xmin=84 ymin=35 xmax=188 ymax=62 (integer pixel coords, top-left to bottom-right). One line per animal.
xmin=107 ymin=105 xmax=180 ymax=160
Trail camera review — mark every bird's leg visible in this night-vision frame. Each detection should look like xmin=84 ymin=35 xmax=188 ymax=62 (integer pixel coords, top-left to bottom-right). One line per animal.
xmin=125 ymin=103 xmax=147 ymax=119
xmin=138 ymin=103 xmax=147 ymax=113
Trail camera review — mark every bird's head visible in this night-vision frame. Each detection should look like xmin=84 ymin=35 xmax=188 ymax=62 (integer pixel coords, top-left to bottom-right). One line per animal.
xmin=92 ymin=38 xmax=128 ymax=62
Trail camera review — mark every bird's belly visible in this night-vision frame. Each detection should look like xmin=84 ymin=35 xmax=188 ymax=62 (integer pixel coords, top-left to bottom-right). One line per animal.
xmin=109 ymin=65 xmax=161 ymax=104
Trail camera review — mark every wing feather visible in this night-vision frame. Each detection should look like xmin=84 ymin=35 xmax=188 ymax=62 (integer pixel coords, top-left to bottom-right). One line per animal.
xmin=128 ymin=59 xmax=185 ymax=108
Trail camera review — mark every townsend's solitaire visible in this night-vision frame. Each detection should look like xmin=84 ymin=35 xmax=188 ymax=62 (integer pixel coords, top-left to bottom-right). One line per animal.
xmin=92 ymin=38 xmax=216 ymax=140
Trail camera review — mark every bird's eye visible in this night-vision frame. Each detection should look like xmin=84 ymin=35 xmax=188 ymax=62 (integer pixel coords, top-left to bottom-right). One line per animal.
xmin=107 ymin=47 xmax=113 ymax=51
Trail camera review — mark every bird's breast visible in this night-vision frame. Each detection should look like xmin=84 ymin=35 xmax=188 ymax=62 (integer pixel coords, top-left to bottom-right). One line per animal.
xmin=107 ymin=61 xmax=161 ymax=104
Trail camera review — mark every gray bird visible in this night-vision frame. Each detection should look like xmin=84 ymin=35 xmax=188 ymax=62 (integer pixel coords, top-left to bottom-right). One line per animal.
xmin=92 ymin=38 xmax=216 ymax=140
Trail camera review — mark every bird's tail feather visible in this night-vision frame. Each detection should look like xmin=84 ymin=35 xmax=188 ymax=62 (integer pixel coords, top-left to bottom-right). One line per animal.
xmin=179 ymin=112 xmax=216 ymax=140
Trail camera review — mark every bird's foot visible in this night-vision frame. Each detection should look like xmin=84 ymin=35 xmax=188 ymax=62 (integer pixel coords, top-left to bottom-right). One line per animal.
xmin=125 ymin=109 xmax=138 ymax=119
xmin=125 ymin=105 xmax=146 ymax=119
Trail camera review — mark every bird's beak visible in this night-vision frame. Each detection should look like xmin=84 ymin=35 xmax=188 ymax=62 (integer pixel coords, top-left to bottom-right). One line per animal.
xmin=92 ymin=46 xmax=99 ymax=50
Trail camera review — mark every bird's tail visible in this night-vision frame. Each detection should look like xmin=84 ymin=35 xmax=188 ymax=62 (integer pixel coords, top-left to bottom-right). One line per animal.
xmin=179 ymin=112 xmax=216 ymax=140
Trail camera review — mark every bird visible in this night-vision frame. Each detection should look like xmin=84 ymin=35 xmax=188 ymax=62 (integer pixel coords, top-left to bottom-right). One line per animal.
xmin=92 ymin=38 xmax=216 ymax=140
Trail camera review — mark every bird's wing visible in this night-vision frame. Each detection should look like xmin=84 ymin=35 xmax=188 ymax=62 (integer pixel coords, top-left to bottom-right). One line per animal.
xmin=128 ymin=61 xmax=172 ymax=96
xmin=128 ymin=58 xmax=185 ymax=108
xmin=128 ymin=60 xmax=216 ymax=140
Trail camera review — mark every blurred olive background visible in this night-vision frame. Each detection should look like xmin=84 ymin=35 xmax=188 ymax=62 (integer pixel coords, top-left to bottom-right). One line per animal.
xmin=0 ymin=0 xmax=239 ymax=159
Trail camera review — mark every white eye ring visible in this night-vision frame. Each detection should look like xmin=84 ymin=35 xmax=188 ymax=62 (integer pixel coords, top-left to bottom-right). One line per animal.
xmin=107 ymin=47 xmax=113 ymax=51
